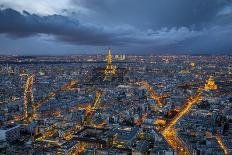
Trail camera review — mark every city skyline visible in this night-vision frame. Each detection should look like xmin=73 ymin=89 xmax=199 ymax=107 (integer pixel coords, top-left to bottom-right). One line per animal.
xmin=0 ymin=1 xmax=232 ymax=154
xmin=0 ymin=0 xmax=232 ymax=55
xmin=0 ymin=54 xmax=231 ymax=154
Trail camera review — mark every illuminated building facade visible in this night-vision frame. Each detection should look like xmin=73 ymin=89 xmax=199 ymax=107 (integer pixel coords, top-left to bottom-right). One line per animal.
xmin=204 ymin=76 xmax=218 ymax=90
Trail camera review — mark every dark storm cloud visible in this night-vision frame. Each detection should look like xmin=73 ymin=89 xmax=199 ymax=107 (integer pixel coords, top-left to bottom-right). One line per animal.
xmin=0 ymin=0 xmax=232 ymax=54
xmin=0 ymin=8 xmax=122 ymax=45
xmin=0 ymin=8 xmax=204 ymax=48
xmin=72 ymin=0 xmax=232 ymax=54
xmin=74 ymin=0 xmax=230 ymax=29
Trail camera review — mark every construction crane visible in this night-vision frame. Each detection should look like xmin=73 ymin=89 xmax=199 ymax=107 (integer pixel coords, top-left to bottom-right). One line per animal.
xmin=140 ymin=81 xmax=170 ymax=107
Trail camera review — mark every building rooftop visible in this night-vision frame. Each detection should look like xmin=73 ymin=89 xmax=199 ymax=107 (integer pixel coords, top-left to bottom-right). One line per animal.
xmin=0 ymin=124 xmax=20 ymax=130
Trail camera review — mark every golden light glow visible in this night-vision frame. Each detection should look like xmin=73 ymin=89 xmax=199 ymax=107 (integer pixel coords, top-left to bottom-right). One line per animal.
xmin=215 ymin=135 xmax=228 ymax=155
xmin=104 ymin=48 xmax=117 ymax=75
xmin=141 ymin=81 xmax=170 ymax=107
xmin=160 ymin=85 xmax=204 ymax=154
xmin=162 ymin=128 xmax=188 ymax=154
xmin=153 ymin=119 xmax=166 ymax=126
xmin=32 ymin=80 xmax=79 ymax=120
xmin=162 ymin=92 xmax=202 ymax=134
xmin=190 ymin=62 xmax=195 ymax=67
xmin=24 ymin=74 xmax=34 ymax=123
xmin=93 ymin=89 xmax=104 ymax=109
xmin=204 ymin=76 xmax=218 ymax=90
xmin=135 ymin=113 xmax=147 ymax=126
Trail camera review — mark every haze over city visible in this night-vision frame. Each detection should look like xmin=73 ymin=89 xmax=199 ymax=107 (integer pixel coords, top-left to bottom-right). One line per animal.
xmin=0 ymin=0 xmax=232 ymax=55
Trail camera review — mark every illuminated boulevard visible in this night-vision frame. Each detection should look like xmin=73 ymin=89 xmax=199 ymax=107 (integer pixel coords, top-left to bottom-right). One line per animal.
xmin=161 ymin=91 xmax=203 ymax=154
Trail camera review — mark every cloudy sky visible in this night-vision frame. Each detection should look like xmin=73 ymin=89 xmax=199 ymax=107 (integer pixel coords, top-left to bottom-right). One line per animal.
xmin=0 ymin=0 xmax=232 ymax=55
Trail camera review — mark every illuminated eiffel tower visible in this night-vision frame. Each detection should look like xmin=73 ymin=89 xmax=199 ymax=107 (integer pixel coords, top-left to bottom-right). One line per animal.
xmin=104 ymin=48 xmax=117 ymax=75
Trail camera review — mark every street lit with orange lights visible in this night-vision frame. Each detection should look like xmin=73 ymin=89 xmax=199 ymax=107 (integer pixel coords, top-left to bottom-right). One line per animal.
xmin=215 ymin=135 xmax=228 ymax=155
xmin=162 ymin=92 xmax=202 ymax=134
xmin=162 ymin=128 xmax=189 ymax=155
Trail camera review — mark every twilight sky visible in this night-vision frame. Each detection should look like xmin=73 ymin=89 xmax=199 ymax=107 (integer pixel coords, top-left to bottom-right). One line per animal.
xmin=0 ymin=0 xmax=232 ymax=55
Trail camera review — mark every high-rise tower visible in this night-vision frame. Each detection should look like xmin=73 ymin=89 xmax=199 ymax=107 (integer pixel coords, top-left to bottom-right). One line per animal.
xmin=104 ymin=48 xmax=116 ymax=75
xmin=107 ymin=48 xmax=112 ymax=66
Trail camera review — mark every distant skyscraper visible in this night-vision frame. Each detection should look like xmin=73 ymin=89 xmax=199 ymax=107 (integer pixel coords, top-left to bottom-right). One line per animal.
xmin=115 ymin=54 xmax=126 ymax=61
